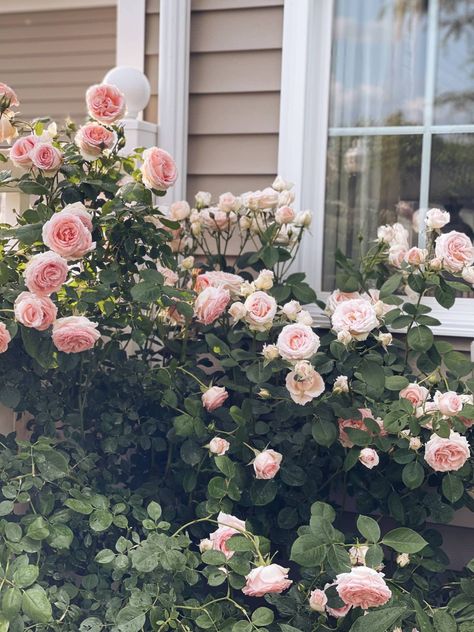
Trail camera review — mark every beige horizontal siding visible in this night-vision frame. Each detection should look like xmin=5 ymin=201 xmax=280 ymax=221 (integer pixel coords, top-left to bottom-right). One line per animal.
xmin=0 ymin=7 xmax=116 ymax=123
xmin=144 ymin=1 xmax=159 ymax=123
xmin=187 ymin=0 xmax=283 ymax=199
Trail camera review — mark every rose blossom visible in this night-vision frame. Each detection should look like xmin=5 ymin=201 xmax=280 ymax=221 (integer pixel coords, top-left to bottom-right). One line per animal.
xmin=424 ymin=431 xmax=470 ymax=472
xmin=14 ymin=292 xmax=57 ymax=331
xmin=279 ymin=189 xmax=295 ymax=206
xmin=253 ymin=449 xmax=282 ymax=479
xmin=359 ymin=448 xmax=379 ymax=469
xmin=275 ymin=205 xmax=295 ymax=224
xmin=255 ymin=269 xmax=274 ymax=291
xmin=0 ymin=82 xmax=19 ymax=107
xmin=42 ymin=212 xmax=94 ymax=260
xmin=282 ymin=300 xmax=302 ymax=320
xmin=331 ymin=298 xmax=378 ymax=341
xmin=294 ymin=210 xmax=312 ymax=227
xmin=141 ymin=147 xmax=178 ymax=191
xmin=400 ymin=383 xmax=430 ymax=407
xmin=286 ymin=366 xmax=324 ymax=405
xmin=396 ymin=553 xmax=410 ymax=567
xmin=74 ymin=122 xmax=117 ymax=160
xmin=24 ymin=251 xmax=69 ymax=296
xmin=195 ymin=271 xmax=243 ymax=297
xmin=30 ymin=142 xmax=62 ymax=173
xmin=405 ymin=247 xmax=427 ymax=266
xmin=425 ymin=208 xmax=450 ymax=230
xmin=262 ymin=343 xmax=279 ymax=362
xmin=228 ymin=301 xmax=247 ymax=322
xmin=433 ymin=390 xmax=463 ymax=416
xmin=377 ymin=224 xmax=394 ymax=243
xmin=435 ymin=231 xmax=474 ymax=273
xmin=203 ymin=512 xmax=246 ymax=560
xmin=169 ymin=200 xmax=191 ymax=221
xmin=52 ymin=316 xmax=100 ymax=353
xmin=218 ymin=192 xmax=241 ymax=213
xmin=62 ymin=202 xmax=93 ymax=231
xmin=9 ymin=135 xmax=38 ymax=167
xmin=409 ymin=436 xmax=422 ymax=451
xmin=86 ymin=83 xmax=126 ymax=124
xmin=200 ymin=208 xmax=237 ymax=232
xmin=335 ymin=566 xmax=392 ymax=610
xmin=242 ymin=564 xmax=292 ymax=597
xmin=195 ymin=190 xmax=212 ymax=208
xmin=272 ymin=175 xmax=294 ymax=192
xmin=202 ymin=385 xmax=228 ymax=412
xmin=277 ymin=323 xmax=320 ymax=361
xmin=349 ymin=545 xmax=369 ymax=566
xmin=333 ymin=375 xmax=349 ymax=393
xmin=199 ymin=538 xmax=213 ymax=553
xmin=244 ymin=291 xmax=277 ymax=332
xmin=194 ymin=286 xmax=230 ymax=325
xmin=0 ymin=113 xmax=17 ymax=144
xmin=208 ymin=437 xmax=230 ymax=456
xmin=309 ymin=589 xmax=328 ymax=613
xmin=462 ymin=266 xmax=474 ymax=285
xmin=338 ymin=408 xmax=382 ymax=448
xmin=0 ymin=323 xmax=11 ymax=353
xmin=388 ymin=244 xmax=408 ymax=268
xmin=157 ymin=264 xmax=178 ymax=287
xmin=337 ymin=330 xmax=352 ymax=345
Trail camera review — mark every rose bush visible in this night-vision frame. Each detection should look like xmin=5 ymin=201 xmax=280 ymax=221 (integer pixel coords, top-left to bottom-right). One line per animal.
xmin=0 ymin=81 xmax=473 ymax=632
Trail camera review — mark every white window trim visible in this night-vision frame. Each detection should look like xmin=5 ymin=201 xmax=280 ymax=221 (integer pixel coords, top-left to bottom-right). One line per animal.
xmin=279 ymin=0 xmax=474 ymax=338
xmin=116 ymin=0 xmax=146 ymax=74
xmin=0 ymin=0 xmax=115 ymax=12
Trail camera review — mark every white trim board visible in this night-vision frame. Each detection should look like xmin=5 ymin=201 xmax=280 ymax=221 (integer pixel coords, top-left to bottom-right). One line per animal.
xmin=0 ymin=0 xmax=116 ymax=12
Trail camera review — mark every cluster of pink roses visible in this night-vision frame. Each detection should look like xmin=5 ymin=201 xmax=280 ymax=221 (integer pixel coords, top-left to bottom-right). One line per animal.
xmin=326 ymin=289 xmax=391 ymax=345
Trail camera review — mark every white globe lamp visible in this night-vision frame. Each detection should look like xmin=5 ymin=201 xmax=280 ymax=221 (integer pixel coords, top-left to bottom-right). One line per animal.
xmin=103 ymin=66 xmax=151 ymax=119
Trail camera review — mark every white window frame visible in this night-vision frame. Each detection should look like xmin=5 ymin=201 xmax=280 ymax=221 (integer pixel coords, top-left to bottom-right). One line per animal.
xmin=279 ymin=0 xmax=474 ymax=338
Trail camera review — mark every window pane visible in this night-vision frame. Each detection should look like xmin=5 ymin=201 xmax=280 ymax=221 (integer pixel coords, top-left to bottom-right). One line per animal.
xmin=434 ymin=0 xmax=474 ymax=125
xmin=329 ymin=0 xmax=428 ymax=128
xmin=322 ymin=135 xmax=422 ymax=290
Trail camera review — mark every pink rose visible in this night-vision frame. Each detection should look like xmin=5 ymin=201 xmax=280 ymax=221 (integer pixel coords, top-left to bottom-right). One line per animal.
xmin=433 ymin=390 xmax=463 ymax=416
xmin=9 ymin=135 xmax=37 ymax=167
xmin=275 ymin=205 xmax=295 ymax=225
xmin=0 ymin=82 xmax=19 ymax=107
xmin=425 ymin=208 xmax=450 ymax=230
xmin=195 ymin=271 xmax=243 ymax=297
xmin=169 ymin=200 xmax=191 ymax=221
xmin=75 ymin=122 xmax=117 ymax=160
xmin=309 ymin=589 xmax=328 ymax=613
xmin=0 ymin=322 xmax=11 ymax=353
xmin=359 ymin=447 xmax=379 ymax=469
xmin=217 ymin=512 xmax=245 ymax=532
xmin=405 ymin=247 xmax=427 ymax=266
xmin=14 ymin=292 xmax=57 ymax=331
xmin=276 ymin=323 xmax=320 ymax=361
xmin=244 ymin=291 xmax=277 ymax=332
xmin=208 ymin=437 xmax=230 ymax=456
xmin=400 ymin=382 xmax=430 ymax=407
xmin=388 ymin=245 xmax=408 ymax=268
xmin=157 ymin=264 xmax=178 ymax=287
xmin=0 ymin=114 xmax=17 ymax=144
xmin=202 ymin=385 xmax=228 ymax=412
xmin=326 ymin=603 xmax=352 ymax=619
xmin=435 ymin=231 xmax=474 ymax=273
xmin=338 ymin=408 xmax=385 ymax=448
xmin=62 ymin=202 xmax=93 ymax=231
xmin=242 ymin=564 xmax=292 ymax=597
xmin=424 ymin=431 xmax=470 ymax=472
xmin=85 ymin=83 xmax=126 ymax=124
xmin=218 ymin=192 xmax=241 ymax=213
xmin=203 ymin=512 xmax=246 ymax=559
xmin=141 ymin=147 xmax=178 ymax=191
xmin=285 ymin=367 xmax=325 ymax=405
xmin=52 ymin=316 xmax=100 ymax=353
xmin=325 ymin=290 xmax=361 ymax=315
xmin=194 ymin=286 xmax=230 ymax=325
xmin=24 ymin=251 xmax=69 ymax=296
xmin=30 ymin=143 xmax=62 ymax=173
xmin=253 ymin=449 xmax=282 ymax=479
xmin=336 ymin=566 xmax=392 ymax=610
xmin=42 ymin=212 xmax=94 ymax=260
xmin=200 ymin=208 xmax=238 ymax=232
xmin=331 ymin=299 xmax=378 ymax=341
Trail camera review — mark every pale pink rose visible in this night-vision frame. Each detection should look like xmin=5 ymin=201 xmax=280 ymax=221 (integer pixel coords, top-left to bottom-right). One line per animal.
xmin=435 ymin=231 xmax=474 ymax=273
xmin=253 ymin=449 xmax=282 ymax=479
xmin=195 ymin=190 xmax=212 ymax=207
xmin=24 ymin=251 xmax=69 ymax=296
xmin=195 ymin=271 xmax=243 ymax=297
xmin=262 ymin=343 xmax=279 ymax=361
xmin=0 ymin=322 xmax=11 ymax=353
xmin=294 ymin=210 xmax=312 ymax=227
xmin=275 ymin=205 xmax=295 ymax=225
xmin=217 ymin=512 xmax=246 ymax=532
xmin=331 ymin=299 xmax=378 ymax=341
xmin=333 ymin=375 xmax=349 ymax=393
xmin=325 ymin=290 xmax=361 ymax=315
xmin=326 ymin=603 xmax=352 ymax=619
xmin=0 ymin=82 xmax=19 ymax=107
xmin=429 ymin=257 xmax=443 ymax=271
xmin=9 ymin=135 xmax=38 ymax=167
xmin=359 ymin=447 xmax=379 ymax=469
xmin=424 ymin=431 xmax=470 ymax=472
xmin=202 ymin=385 xmax=228 ymax=412
xmin=42 ymin=212 xmax=94 ymax=260
xmin=228 ymin=301 xmax=247 ymax=322
xmin=277 ymin=323 xmax=320 ymax=361
xmin=208 ymin=527 xmax=238 ymax=559
xmin=309 ymin=589 xmax=328 ymax=612
xmin=433 ymin=390 xmax=463 ymax=416
xmin=52 ymin=316 xmax=100 ymax=353
xmin=169 ymin=200 xmax=191 ymax=221
xmin=425 ymin=208 xmax=450 ymax=230
xmin=278 ymin=189 xmax=295 ymax=206
xmin=74 ymin=122 xmax=117 ymax=160
xmin=62 ymin=202 xmax=93 ymax=231
xmin=390 ymin=222 xmax=410 ymax=248
xmin=244 ymin=291 xmax=277 ymax=332
xmin=461 ymin=266 xmax=474 ymax=286
xmin=400 ymin=383 xmax=430 ymax=407
xmin=257 ymin=187 xmax=279 ymax=209
xmin=336 ymin=567 xmax=392 ymax=610
xmin=200 ymin=208 xmax=237 ymax=232
xmin=194 ymin=286 xmax=230 ymax=325
xmin=388 ymin=244 xmax=408 ymax=268
xmin=282 ymin=300 xmax=302 ymax=320
xmin=14 ymin=292 xmax=57 ymax=331
xmin=405 ymin=247 xmax=427 ymax=266
xmin=208 ymin=437 xmax=230 ymax=456
xmin=377 ymin=224 xmax=395 ymax=243
xmin=141 ymin=147 xmax=177 ymax=191
xmin=202 ymin=512 xmax=246 ymax=559
xmin=85 ymin=83 xmax=126 ymax=124
xmin=242 ymin=564 xmax=292 ymax=597
xmin=157 ymin=264 xmax=178 ymax=286
xmin=349 ymin=545 xmax=369 ymax=566
xmin=296 ymin=310 xmax=313 ymax=326
xmin=285 ymin=368 xmax=324 ymax=405
xmin=0 ymin=113 xmax=17 ymax=144
xmin=272 ymin=175 xmax=294 ymax=192
xmin=254 ymin=269 xmax=274 ymax=291
xmin=218 ymin=192 xmax=241 ymax=213
xmin=30 ymin=143 xmax=62 ymax=173
xmin=338 ymin=408 xmax=384 ymax=448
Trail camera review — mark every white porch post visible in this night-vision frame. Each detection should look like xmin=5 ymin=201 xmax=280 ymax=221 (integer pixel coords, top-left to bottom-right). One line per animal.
xmin=158 ymin=0 xmax=191 ymax=202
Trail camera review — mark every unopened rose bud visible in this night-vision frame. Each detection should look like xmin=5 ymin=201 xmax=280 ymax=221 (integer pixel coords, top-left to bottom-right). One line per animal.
xmin=378 ymin=332 xmax=393 ymax=348
xmin=396 ymin=553 xmax=410 ymax=567
xmin=258 ymin=388 xmax=271 ymax=399
xmin=429 ymin=257 xmax=443 ymax=271
xmin=191 ymin=221 xmax=202 ymax=236
xmin=462 ymin=266 xmax=474 ymax=286
xmin=199 ymin=538 xmax=213 ymax=553
xmin=239 ymin=215 xmax=252 ymax=231
xmin=294 ymin=210 xmax=312 ymax=227
xmin=240 ymin=281 xmax=256 ymax=297
xmin=349 ymin=545 xmax=369 ymax=566
xmin=409 ymin=436 xmax=422 ymax=451
xmin=281 ymin=300 xmax=301 ymax=321
xmin=195 ymin=190 xmax=212 ymax=208
xmin=278 ymin=189 xmax=295 ymax=206
xmin=262 ymin=344 xmax=279 ymax=362
xmin=228 ymin=301 xmax=247 ymax=322
xmin=337 ymin=330 xmax=352 ymax=345
xmin=208 ymin=437 xmax=230 ymax=456
xmin=180 ymin=256 xmax=195 ymax=270
xmin=308 ymin=589 xmax=327 ymax=613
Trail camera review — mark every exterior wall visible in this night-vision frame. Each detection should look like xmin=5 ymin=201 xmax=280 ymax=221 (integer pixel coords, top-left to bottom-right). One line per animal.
xmin=0 ymin=7 xmax=116 ymax=122
xmin=144 ymin=0 xmax=159 ymax=122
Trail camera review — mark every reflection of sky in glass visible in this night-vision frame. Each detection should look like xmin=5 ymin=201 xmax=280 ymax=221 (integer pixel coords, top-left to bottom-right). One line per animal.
xmin=329 ymin=0 xmax=428 ymax=127
xmin=435 ymin=0 xmax=474 ymax=124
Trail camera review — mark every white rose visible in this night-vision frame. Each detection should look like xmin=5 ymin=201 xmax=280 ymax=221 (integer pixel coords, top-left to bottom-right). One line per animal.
xmin=377 ymin=224 xmax=394 ymax=243
xmin=262 ymin=344 xmax=279 ymax=362
xmin=409 ymin=436 xmax=422 ymax=451
xmin=195 ymin=191 xmax=212 ymax=208
xmin=396 ymin=553 xmax=410 ymax=567
xmin=228 ymin=301 xmax=247 ymax=322
xmin=278 ymin=190 xmax=295 ymax=206
xmin=272 ymin=175 xmax=294 ymax=192
xmin=378 ymin=332 xmax=392 ymax=347
xmin=294 ymin=210 xmax=312 ymax=227
xmin=281 ymin=300 xmax=301 ymax=321
xmin=255 ymin=269 xmax=274 ymax=291
xmin=462 ymin=266 xmax=474 ymax=286
xmin=333 ymin=375 xmax=349 ymax=393
xmin=337 ymin=330 xmax=353 ymax=345
xmin=296 ymin=310 xmax=313 ymax=326
xmin=425 ymin=208 xmax=450 ymax=230
xmin=239 ymin=215 xmax=252 ymax=230
xmin=180 ymin=256 xmax=195 ymax=270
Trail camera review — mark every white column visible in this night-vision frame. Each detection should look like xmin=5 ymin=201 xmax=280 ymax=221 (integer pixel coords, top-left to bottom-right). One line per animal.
xmin=116 ymin=0 xmax=146 ymax=73
xmin=158 ymin=0 xmax=191 ymax=202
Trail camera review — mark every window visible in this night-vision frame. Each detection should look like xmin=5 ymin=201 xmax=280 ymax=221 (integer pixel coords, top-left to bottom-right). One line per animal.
xmin=279 ymin=0 xmax=474 ymax=336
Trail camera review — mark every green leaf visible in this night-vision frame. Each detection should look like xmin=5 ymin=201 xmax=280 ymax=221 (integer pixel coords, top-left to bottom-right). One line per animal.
xmin=312 ymin=418 xmax=337 ymax=447
xmin=79 ymin=618 xmax=104 ymax=632
xmin=201 ymin=550 xmax=226 ymax=566
xmin=413 ymin=599 xmax=435 ymax=632
xmin=95 ymin=549 xmax=115 ymax=564
xmin=47 ymin=524 xmax=74 ymax=550
xmin=357 ymin=515 xmax=381 ymax=543
xmin=250 ymin=480 xmax=278 ymax=506
xmin=311 ymin=501 xmax=336 ymax=523
xmin=12 ymin=565 xmax=39 ymax=588
xmin=115 ymin=605 xmax=146 ymax=632
xmin=26 ymin=517 xmax=50 ymax=541
xmin=326 ymin=544 xmax=351 ymax=573
xmin=385 ymin=375 xmax=410 ymax=391
xmin=146 ymin=501 xmax=162 ymax=521
xmin=402 ymin=461 xmax=425 ymax=489
xmin=214 ymin=455 xmax=236 ymax=479
xmin=35 ymin=450 xmax=69 ymax=481
xmin=348 ymin=607 xmax=406 ymax=632
xmin=2 ymin=587 xmax=22 ymax=618
xmin=407 ymin=325 xmax=434 ymax=352
xmin=226 ymin=536 xmax=253 ymax=552
xmin=444 ymin=351 xmax=473 ymax=378
xmin=130 ymin=281 xmax=162 ymax=303
xmin=0 ymin=501 xmax=14 ymax=516
xmin=382 ymin=527 xmax=428 ymax=553
xmin=65 ymin=498 xmax=93 ymax=515
xmin=442 ymin=474 xmax=464 ymax=503
xmin=379 ymin=273 xmax=403 ymax=298
xmin=251 ymin=607 xmax=274 ymax=627
xmin=18 ymin=181 xmax=50 ymax=195
xmin=0 ymin=386 xmax=21 ymax=409
xmin=22 ymin=585 xmax=52 ymax=624
xmin=433 ymin=610 xmax=457 ymax=632
xmin=290 ymin=534 xmax=326 ymax=567
xmin=89 ymin=510 xmax=113 ymax=532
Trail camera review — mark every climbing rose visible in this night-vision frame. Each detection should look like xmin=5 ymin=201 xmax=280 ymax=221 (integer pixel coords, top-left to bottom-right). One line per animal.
xmin=335 ymin=566 xmax=392 ymax=610
xmin=424 ymin=431 xmax=470 ymax=472
xmin=85 ymin=83 xmax=126 ymax=124
xmin=52 ymin=316 xmax=100 ymax=353
xmin=242 ymin=564 xmax=292 ymax=597
xmin=201 ymin=386 xmax=228 ymax=412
